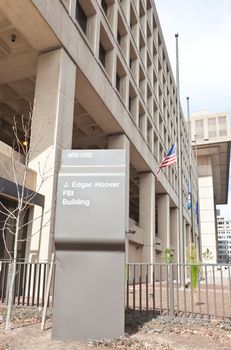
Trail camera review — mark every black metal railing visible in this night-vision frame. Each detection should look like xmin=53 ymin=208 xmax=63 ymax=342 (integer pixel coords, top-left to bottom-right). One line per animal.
xmin=2 ymin=260 xmax=230 ymax=322
xmin=0 ymin=261 xmax=54 ymax=307
xmin=125 ymin=263 xmax=231 ymax=322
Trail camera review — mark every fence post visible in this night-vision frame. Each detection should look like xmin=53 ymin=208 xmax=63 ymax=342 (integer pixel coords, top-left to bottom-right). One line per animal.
xmin=124 ymin=262 xmax=231 ymax=321
xmin=6 ymin=261 xmax=13 ymax=305
xmin=169 ymin=264 xmax=174 ymax=318
xmin=41 ymin=253 xmax=55 ymax=331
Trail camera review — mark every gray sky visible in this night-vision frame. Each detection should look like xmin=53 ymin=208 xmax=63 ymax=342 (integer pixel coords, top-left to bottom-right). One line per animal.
xmin=155 ymin=0 xmax=231 ymax=219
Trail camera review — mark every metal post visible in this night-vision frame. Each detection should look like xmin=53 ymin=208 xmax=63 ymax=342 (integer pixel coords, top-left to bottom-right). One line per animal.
xmin=153 ymin=265 xmax=155 ymax=316
xmin=205 ymin=265 xmax=210 ymax=320
xmin=212 ymin=265 xmax=217 ymax=318
xmin=169 ymin=264 xmax=174 ymax=318
xmin=175 ymin=34 xmax=184 ymax=286
xmin=41 ymin=253 xmax=55 ymax=331
xmin=139 ymin=265 xmax=142 ymax=313
xmin=187 ymin=97 xmax=194 ymax=244
xmin=194 ymin=135 xmax=202 ymax=261
xmin=126 ymin=264 xmax=129 ymax=309
xmin=146 ymin=265 xmax=149 ymax=314
xmin=133 ymin=265 xmax=135 ymax=310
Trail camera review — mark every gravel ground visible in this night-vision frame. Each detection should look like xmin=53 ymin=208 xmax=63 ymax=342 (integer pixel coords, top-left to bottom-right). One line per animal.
xmin=0 ymin=307 xmax=231 ymax=349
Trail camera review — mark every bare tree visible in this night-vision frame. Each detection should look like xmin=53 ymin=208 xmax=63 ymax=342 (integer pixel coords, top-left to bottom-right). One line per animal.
xmin=0 ymin=113 xmax=53 ymax=330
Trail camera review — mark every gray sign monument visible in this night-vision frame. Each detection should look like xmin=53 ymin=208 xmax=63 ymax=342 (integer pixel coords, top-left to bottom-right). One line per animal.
xmin=52 ymin=150 xmax=126 ymax=341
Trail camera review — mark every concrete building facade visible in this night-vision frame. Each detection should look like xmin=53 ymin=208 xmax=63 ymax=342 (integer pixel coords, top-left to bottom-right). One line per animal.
xmin=0 ymin=0 xmax=198 ymax=264
xmin=191 ymin=111 xmax=231 ymax=263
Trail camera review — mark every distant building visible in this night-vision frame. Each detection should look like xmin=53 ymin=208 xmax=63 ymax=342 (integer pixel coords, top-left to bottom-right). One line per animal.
xmin=217 ymin=217 xmax=231 ymax=263
xmin=191 ymin=111 xmax=231 ymax=263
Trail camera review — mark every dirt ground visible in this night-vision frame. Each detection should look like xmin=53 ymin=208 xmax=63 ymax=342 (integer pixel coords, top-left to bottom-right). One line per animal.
xmin=0 ymin=307 xmax=231 ymax=350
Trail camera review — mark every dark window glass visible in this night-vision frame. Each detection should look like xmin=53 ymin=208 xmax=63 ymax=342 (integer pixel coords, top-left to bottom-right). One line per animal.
xmin=117 ymin=31 xmax=121 ymax=46
xmin=116 ymin=74 xmax=120 ymax=92
xmin=76 ymin=1 xmax=87 ymax=34
xmin=129 ymin=58 xmax=132 ymax=69
xmin=129 ymin=97 xmax=132 ymax=112
xmin=99 ymin=42 xmax=106 ymax=67
xmin=101 ymin=0 xmax=108 ymax=15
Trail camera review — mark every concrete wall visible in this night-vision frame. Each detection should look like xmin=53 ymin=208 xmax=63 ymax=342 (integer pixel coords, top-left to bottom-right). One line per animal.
xmin=0 ymin=141 xmax=36 ymax=191
xmin=199 ymin=175 xmax=217 ymax=263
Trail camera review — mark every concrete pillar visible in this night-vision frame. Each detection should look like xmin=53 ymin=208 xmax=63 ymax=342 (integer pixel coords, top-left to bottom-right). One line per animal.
xmin=198 ymin=175 xmax=217 ymax=263
xmin=139 ymin=172 xmax=155 ymax=264
xmin=107 ymin=48 xmax=117 ymax=85
xmin=186 ymin=223 xmax=191 ymax=247
xmin=158 ymin=193 xmax=170 ymax=254
xmin=157 ymin=193 xmax=170 ymax=280
xmin=27 ymin=49 xmax=76 ymax=261
xmin=170 ymin=207 xmax=178 ymax=261
xmin=170 ymin=207 xmax=178 ymax=280
xmin=108 ymin=134 xmax=130 ymax=262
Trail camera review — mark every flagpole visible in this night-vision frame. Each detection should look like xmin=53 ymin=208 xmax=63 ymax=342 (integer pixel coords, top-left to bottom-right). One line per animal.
xmin=187 ymin=97 xmax=194 ymax=243
xmin=175 ymin=34 xmax=184 ymax=285
xmin=194 ymin=131 xmax=202 ymax=261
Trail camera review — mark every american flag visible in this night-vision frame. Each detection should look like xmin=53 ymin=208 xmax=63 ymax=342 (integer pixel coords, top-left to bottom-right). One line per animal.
xmin=157 ymin=144 xmax=177 ymax=178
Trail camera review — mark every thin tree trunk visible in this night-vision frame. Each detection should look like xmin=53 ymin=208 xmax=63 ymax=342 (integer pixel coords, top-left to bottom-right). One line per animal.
xmin=5 ymin=215 xmax=20 ymax=330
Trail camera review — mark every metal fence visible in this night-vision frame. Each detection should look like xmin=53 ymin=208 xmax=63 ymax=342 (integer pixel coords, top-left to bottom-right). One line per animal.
xmin=0 ymin=261 xmax=54 ymax=307
xmin=1 ymin=260 xmax=231 ymax=322
xmin=125 ymin=263 xmax=231 ymax=322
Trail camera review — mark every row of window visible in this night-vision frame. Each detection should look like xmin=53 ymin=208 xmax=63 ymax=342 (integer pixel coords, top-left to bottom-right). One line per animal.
xmin=195 ymin=116 xmax=228 ymax=140
xmin=75 ymin=1 xmax=177 ymax=120
xmin=73 ymin=0 xmax=193 ymax=196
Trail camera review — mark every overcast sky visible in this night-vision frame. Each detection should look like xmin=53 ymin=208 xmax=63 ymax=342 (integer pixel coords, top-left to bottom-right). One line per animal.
xmin=155 ymin=0 xmax=231 ymax=220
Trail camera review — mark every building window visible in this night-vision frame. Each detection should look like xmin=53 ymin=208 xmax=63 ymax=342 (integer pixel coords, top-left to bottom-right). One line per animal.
xmin=99 ymin=42 xmax=106 ymax=67
xmin=101 ymin=0 xmax=108 ymax=16
xmin=195 ymin=119 xmax=204 ymax=140
xmin=147 ymin=119 xmax=152 ymax=148
xmin=116 ymin=73 xmax=120 ymax=92
xmin=208 ymin=117 xmax=216 ymax=126
xmin=138 ymin=102 xmax=145 ymax=133
xmin=129 ymin=42 xmax=137 ymax=79
xmin=116 ymin=57 xmax=127 ymax=101
xmin=219 ymin=129 xmax=227 ymax=136
xmin=208 ymin=130 xmax=217 ymax=138
xmin=195 ymin=119 xmax=203 ymax=128
xmin=129 ymin=165 xmax=139 ymax=224
xmin=117 ymin=31 xmax=121 ymax=46
xmin=129 ymin=96 xmax=132 ymax=112
xmin=128 ymin=82 xmax=137 ymax=119
xmin=76 ymin=1 xmax=87 ymax=34
xmin=218 ymin=116 xmax=226 ymax=124
xmin=117 ymin=13 xmax=127 ymax=57
xmin=99 ymin=24 xmax=114 ymax=79
xmin=208 ymin=117 xmax=217 ymax=138
xmin=154 ymin=132 xmax=158 ymax=161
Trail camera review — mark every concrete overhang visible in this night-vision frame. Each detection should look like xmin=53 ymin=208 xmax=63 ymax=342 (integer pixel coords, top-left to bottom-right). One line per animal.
xmin=0 ymin=0 xmax=59 ymax=52
xmin=192 ymin=138 xmax=231 ymax=205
